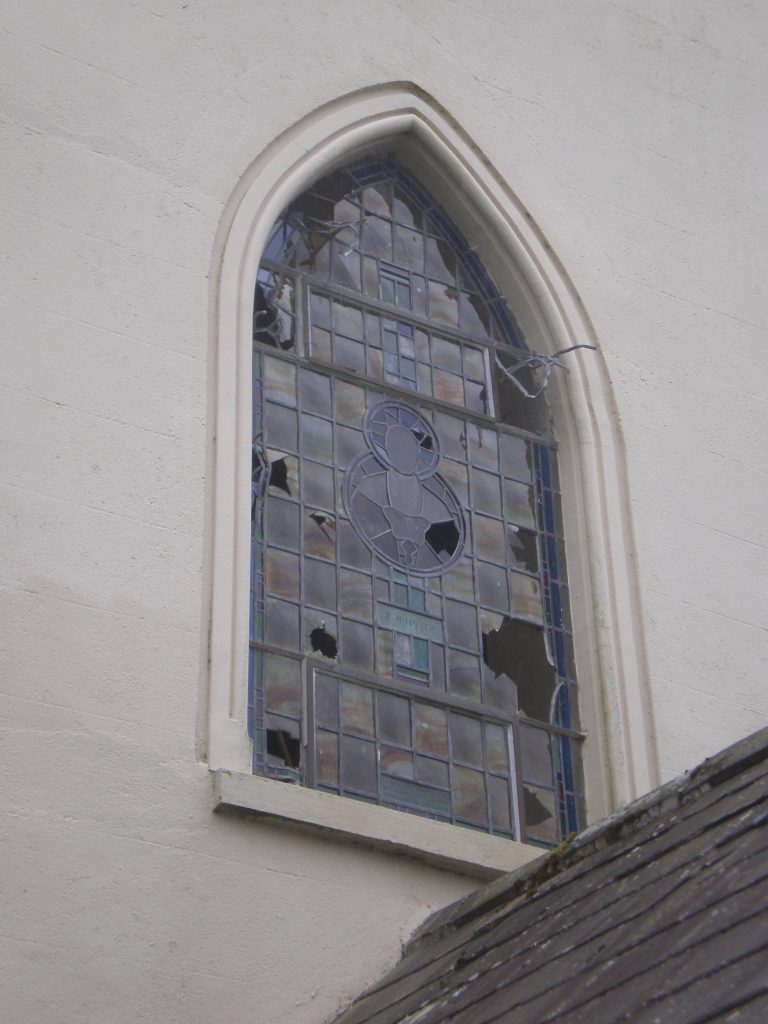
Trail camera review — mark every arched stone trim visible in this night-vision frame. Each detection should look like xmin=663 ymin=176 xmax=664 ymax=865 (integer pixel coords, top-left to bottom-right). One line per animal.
xmin=203 ymin=83 xmax=660 ymax=821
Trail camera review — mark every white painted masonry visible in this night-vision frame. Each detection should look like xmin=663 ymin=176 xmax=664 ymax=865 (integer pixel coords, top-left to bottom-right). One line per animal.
xmin=2 ymin=3 xmax=766 ymax=1023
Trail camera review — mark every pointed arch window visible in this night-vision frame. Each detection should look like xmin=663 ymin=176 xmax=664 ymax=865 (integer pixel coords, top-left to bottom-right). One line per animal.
xmin=248 ymin=156 xmax=583 ymax=847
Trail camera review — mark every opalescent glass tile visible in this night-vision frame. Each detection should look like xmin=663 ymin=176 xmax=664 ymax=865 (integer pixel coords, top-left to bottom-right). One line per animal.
xmin=454 ymin=765 xmax=487 ymax=825
xmin=265 ymin=598 xmax=300 ymax=651
xmin=477 ymin=561 xmax=509 ymax=612
xmin=489 ymin=775 xmax=512 ymax=832
xmin=334 ymin=380 xmax=366 ymax=426
xmin=465 ymin=380 xmax=489 ymax=416
xmin=416 ymin=755 xmax=449 ymax=788
xmin=302 ymin=461 xmax=335 ymax=511
xmin=317 ymin=729 xmax=339 ymax=785
xmin=412 ymin=275 xmax=427 ymax=316
xmin=310 ymin=326 xmax=332 ymax=362
xmin=434 ymin=411 xmax=468 ymax=462
xmin=425 ymin=237 xmax=457 ymax=283
xmin=363 ymin=256 xmax=379 ymax=297
xmin=450 ymin=713 xmax=483 ymax=766
xmin=520 ymin=725 xmax=552 ymax=785
xmin=266 ymin=548 xmax=300 ymax=600
xmin=432 ymin=337 xmax=463 ymax=374
xmin=333 ymin=301 xmax=364 ymax=339
xmin=508 ymin=526 xmax=539 ymax=573
xmin=266 ymin=498 xmax=300 ymax=551
xmin=264 ymin=654 xmax=302 ymax=717
xmin=376 ymin=628 xmax=393 ymax=677
xmin=303 ymin=510 xmax=336 ymax=560
xmin=339 ymin=568 xmax=372 ymax=620
xmin=467 ymin=423 xmax=499 ymax=471
xmin=341 ymin=681 xmax=374 ymax=736
xmin=310 ymin=292 xmax=331 ymax=330
xmin=485 ymin=722 xmax=509 ymax=774
xmin=463 ymin=344 xmax=486 ymax=382
xmin=341 ymin=619 xmax=374 ymax=672
xmin=342 ymin=736 xmax=377 ymax=794
xmin=428 ymin=281 xmax=460 ymax=326
xmin=380 ymin=745 xmax=414 ymax=779
xmin=315 ymin=673 xmax=339 ymax=728
xmin=304 ymin=557 xmax=337 ymax=611
xmin=474 ymin=514 xmax=506 ymax=563
xmin=301 ymin=414 xmax=334 ymax=463
xmin=504 ymin=479 xmax=537 ymax=529
xmin=472 ymin=468 xmax=503 ymax=517
xmin=445 ymin=599 xmax=480 ymax=651
xmin=482 ymin=665 xmax=517 ymax=713
xmin=300 ymin=369 xmax=332 ymax=417
xmin=524 ymin=785 xmax=559 ymax=843
xmin=433 ymin=367 xmax=465 ymax=406
xmin=263 ymin=356 xmax=297 ymax=408
xmin=377 ymin=690 xmax=412 ymax=746
xmin=500 ymin=433 xmax=531 ymax=480
xmin=264 ymin=402 xmax=298 ymax=453
xmin=414 ymin=703 xmax=449 ymax=758
xmin=430 ymin=644 xmax=446 ymax=690
xmin=334 ymin=335 xmax=366 ymax=374
xmin=440 ymin=459 xmax=469 ymax=506
xmin=508 ymin=571 xmax=543 ymax=622
xmin=447 ymin=649 xmax=482 ymax=701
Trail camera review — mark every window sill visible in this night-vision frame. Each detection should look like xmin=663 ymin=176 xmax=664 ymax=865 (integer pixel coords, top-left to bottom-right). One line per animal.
xmin=212 ymin=770 xmax=543 ymax=880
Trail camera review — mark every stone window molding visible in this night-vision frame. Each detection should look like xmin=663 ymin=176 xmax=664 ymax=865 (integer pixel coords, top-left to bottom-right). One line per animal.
xmin=202 ymin=83 xmax=660 ymax=853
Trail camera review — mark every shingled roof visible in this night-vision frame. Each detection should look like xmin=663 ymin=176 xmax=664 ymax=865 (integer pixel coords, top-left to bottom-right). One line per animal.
xmin=332 ymin=728 xmax=768 ymax=1024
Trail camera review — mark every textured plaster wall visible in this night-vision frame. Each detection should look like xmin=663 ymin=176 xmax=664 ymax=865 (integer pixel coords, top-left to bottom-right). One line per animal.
xmin=1 ymin=2 xmax=766 ymax=1022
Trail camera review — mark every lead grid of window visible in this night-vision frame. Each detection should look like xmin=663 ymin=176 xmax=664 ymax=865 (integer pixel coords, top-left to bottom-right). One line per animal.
xmin=249 ymin=157 xmax=584 ymax=846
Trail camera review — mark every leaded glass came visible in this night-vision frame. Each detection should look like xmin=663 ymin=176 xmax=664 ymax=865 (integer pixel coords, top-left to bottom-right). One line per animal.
xmin=250 ymin=156 xmax=584 ymax=846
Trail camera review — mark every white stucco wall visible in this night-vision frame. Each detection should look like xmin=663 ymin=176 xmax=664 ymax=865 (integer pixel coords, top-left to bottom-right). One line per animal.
xmin=1 ymin=2 xmax=766 ymax=1022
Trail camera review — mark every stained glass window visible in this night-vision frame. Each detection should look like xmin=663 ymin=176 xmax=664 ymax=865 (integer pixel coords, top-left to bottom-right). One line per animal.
xmin=250 ymin=156 xmax=584 ymax=847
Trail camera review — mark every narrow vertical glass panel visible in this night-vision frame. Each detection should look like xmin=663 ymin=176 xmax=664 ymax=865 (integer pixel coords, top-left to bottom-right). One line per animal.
xmin=377 ymin=690 xmax=412 ymax=746
xmin=265 ymin=598 xmax=300 ymax=651
xmin=485 ymin=723 xmax=509 ymax=774
xmin=508 ymin=571 xmax=543 ymax=622
xmin=417 ymin=363 xmax=432 ymax=394
xmin=508 ymin=526 xmax=539 ymax=573
xmin=450 ymin=714 xmax=483 ymax=766
xmin=334 ymin=380 xmax=366 ymax=426
xmin=376 ymin=628 xmax=393 ymax=676
xmin=341 ymin=619 xmax=374 ymax=672
xmin=454 ymin=766 xmax=488 ymax=825
xmin=342 ymin=737 xmax=377 ymax=794
xmin=365 ymin=310 xmax=381 ymax=344
xmin=445 ymin=599 xmax=480 ymax=651
xmin=489 ymin=776 xmax=512 ymax=832
xmin=264 ymin=403 xmax=298 ymax=452
xmin=394 ymin=225 xmax=424 ymax=270
xmin=416 ymin=756 xmax=449 ymax=788
xmin=448 ymin=649 xmax=482 ymax=701
xmin=310 ymin=326 xmax=332 ymax=362
xmin=380 ymin=745 xmax=414 ymax=779
xmin=341 ymin=681 xmax=374 ymax=736
xmin=433 ymin=368 xmax=465 ymax=406
xmin=264 ymin=655 xmax=302 ymax=717
xmin=363 ymin=256 xmax=379 ymax=297
xmin=428 ymin=282 xmax=460 ymax=326
xmin=303 ymin=510 xmax=336 ymax=560
xmin=472 ymin=469 xmax=503 ymax=517
xmin=302 ymin=461 xmax=335 ymax=511
xmin=301 ymin=414 xmax=334 ymax=463
xmin=500 ymin=433 xmax=531 ymax=480
xmin=474 ymin=515 xmax=506 ymax=564
xmin=467 ymin=423 xmax=499 ymax=471
xmin=361 ymin=216 xmax=392 ymax=260
xmin=263 ymin=356 xmax=297 ymax=407
xmin=310 ymin=291 xmax=331 ymax=330
xmin=414 ymin=703 xmax=449 ymax=757
xmin=266 ymin=549 xmax=300 ymax=600
xmin=266 ymin=498 xmax=300 ymax=551
xmin=333 ymin=301 xmax=364 ymax=339
xmin=300 ymin=369 xmax=333 ymax=417
xmin=430 ymin=644 xmax=446 ymax=690
xmin=412 ymin=638 xmax=429 ymax=672
xmin=425 ymin=237 xmax=457 ymax=283
xmin=367 ymin=347 xmax=384 ymax=380
xmin=315 ymin=673 xmax=339 ymax=728
xmin=317 ymin=730 xmax=339 ymax=786
xmin=334 ymin=336 xmax=366 ymax=374
xmin=524 ymin=786 xmax=559 ymax=843
xmin=504 ymin=480 xmax=537 ymax=528
xmin=477 ymin=561 xmax=508 ymax=612
xmin=339 ymin=568 xmax=372 ymax=620
xmin=412 ymin=275 xmax=427 ymax=316
xmin=304 ymin=557 xmax=337 ymax=610
xmin=520 ymin=725 xmax=553 ymax=785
